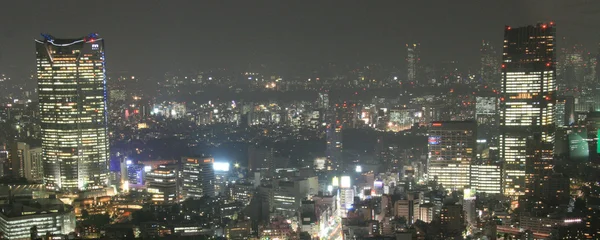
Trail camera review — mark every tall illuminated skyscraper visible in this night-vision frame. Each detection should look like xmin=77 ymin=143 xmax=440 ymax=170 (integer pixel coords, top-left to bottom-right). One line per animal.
xmin=325 ymin=123 xmax=343 ymax=170
xmin=36 ymin=34 xmax=109 ymax=191
xmin=500 ymin=23 xmax=556 ymax=197
xmin=406 ymin=43 xmax=420 ymax=85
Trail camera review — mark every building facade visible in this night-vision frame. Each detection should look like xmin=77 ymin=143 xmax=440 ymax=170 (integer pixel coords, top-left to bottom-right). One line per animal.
xmin=0 ymin=198 xmax=76 ymax=239
xmin=181 ymin=157 xmax=215 ymax=199
xmin=427 ymin=121 xmax=476 ymax=190
xmin=146 ymin=165 xmax=178 ymax=204
xmin=471 ymin=163 xmax=502 ymax=194
xmin=35 ymin=34 xmax=109 ymax=191
xmin=406 ymin=43 xmax=421 ymax=85
xmin=500 ymin=23 xmax=556 ymax=197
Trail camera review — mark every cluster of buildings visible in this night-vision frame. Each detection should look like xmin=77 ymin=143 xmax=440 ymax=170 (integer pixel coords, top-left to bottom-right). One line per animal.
xmin=0 ymin=19 xmax=598 ymax=240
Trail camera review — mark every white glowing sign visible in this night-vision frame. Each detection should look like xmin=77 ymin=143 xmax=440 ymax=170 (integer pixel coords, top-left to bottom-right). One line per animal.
xmin=340 ymin=176 xmax=351 ymax=189
xmin=213 ymin=162 xmax=230 ymax=172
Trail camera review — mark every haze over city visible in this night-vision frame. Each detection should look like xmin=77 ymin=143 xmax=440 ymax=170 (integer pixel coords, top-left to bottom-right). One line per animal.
xmin=0 ymin=1 xmax=599 ymax=240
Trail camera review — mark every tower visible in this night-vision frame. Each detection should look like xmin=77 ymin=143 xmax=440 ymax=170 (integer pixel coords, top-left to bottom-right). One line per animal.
xmin=325 ymin=123 xmax=343 ymax=170
xmin=36 ymin=34 xmax=109 ymax=191
xmin=500 ymin=23 xmax=556 ymax=197
xmin=406 ymin=43 xmax=420 ymax=85
xmin=480 ymin=40 xmax=500 ymax=88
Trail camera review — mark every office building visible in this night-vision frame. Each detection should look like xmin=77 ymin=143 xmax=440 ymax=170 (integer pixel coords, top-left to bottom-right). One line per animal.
xmin=325 ymin=123 xmax=343 ymax=170
xmin=418 ymin=203 xmax=435 ymax=223
xmin=0 ymin=197 xmax=76 ymax=239
xmin=440 ymin=204 xmax=465 ymax=236
xmin=500 ymin=23 xmax=556 ymax=197
xmin=9 ymin=142 xmax=43 ymax=182
xmin=272 ymin=177 xmax=317 ymax=218
xmin=181 ymin=157 xmax=215 ymax=199
xmin=36 ymin=34 xmax=109 ymax=191
xmin=427 ymin=121 xmax=476 ymax=190
xmin=127 ymin=163 xmax=145 ymax=187
xmin=146 ymin=165 xmax=178 ymax=204
xmin=338 ymin=176 xmax=354 ymax=218
xmin=231 ymin=182 xmax=255 ymax=206
xmin=470 ymin=162 xmax=502 ymax=194
xmin=394 ymin=193 xmax=420 ymax=224
xmin=556 ymin=96 xmax=575 ymax=127
xmin=406 ymin=43 xmax=420 ymax=85
xmin=480 ymin=40 xmax=500 ymax=87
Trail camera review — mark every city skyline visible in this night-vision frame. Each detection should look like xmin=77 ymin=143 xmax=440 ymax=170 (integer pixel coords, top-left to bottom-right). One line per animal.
xmin=0 ymin=1 xmax=599 ymax=82
xmin=0 ymin=2 xmax=599 ymax=239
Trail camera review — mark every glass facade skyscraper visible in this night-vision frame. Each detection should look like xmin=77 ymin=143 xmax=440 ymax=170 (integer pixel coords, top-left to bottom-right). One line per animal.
xmin=500 ymin=24 xmax=556 ymax=197
xmin=35 ymin=34 xmax=109 ymax=191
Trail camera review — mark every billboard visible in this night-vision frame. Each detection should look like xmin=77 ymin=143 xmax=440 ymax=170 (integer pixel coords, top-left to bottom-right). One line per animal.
xmin=213 ymin=162 xmax=230 ymax=172
xmin=340 ymin=176 xmax=351 ymax=189
xmin=332 ymin=176 xmax=339 ymax=187
xmin=428 ymin=136 xmax=441 ymax=145
xmin=569 ymin=128 xmax=589 ymax=161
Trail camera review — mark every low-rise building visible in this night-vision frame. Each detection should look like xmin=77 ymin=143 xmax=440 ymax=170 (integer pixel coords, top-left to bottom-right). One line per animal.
xmin=0 ymin=197 xmax=75 ymax=240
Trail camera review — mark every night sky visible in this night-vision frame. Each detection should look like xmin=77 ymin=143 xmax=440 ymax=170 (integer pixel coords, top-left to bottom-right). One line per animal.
xmin=0 ymin=1 xmax=599 ymax=80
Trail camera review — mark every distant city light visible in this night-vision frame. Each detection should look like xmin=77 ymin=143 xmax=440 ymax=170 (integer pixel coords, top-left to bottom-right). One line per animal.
xmin=355 ymin=165 xmax=362 ymax=173
xmin=143 ymin=166 xmax=152 ymax=172
xmin=126 ymin=160 xmax=132 ymax=165
xmin=332 ymin=176 xmax=339 ymax=187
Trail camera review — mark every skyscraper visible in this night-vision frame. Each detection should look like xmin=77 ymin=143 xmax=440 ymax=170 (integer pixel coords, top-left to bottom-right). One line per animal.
xmin=427 ymin=121 xmax=476 ymax=190
xmin=406 ymin=43 xmax=420 ymax=85
xmin=325 ymin=123 xmax=343 ymax=170
xmin=181 ymin=156 xmax=215 ymax=199
xmin=36 ymin=34 xmax=109 ymax=191
xmin=480 ymin=40 xmax=500 ymax=87
xmin=500 ymin=23 xmax=556 ymax=197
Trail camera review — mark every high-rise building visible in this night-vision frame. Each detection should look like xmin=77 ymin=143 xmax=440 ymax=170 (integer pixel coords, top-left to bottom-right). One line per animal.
xmin=338 ymin=176 xmax=354 ymax=218
xmin=440 ymin=204 xmax=465 ymax=237
xmin=406 ymin=43 xmax=420 ymax=85
xmin=427 ymin=121 xmax=476 ymax=190
xmin=480 ymin=40 xmax=500 ymax=87
xmin=9 ymin=142 xmax=43 ymax=182
xmin=325 ymin=123 xmax=343 ymax=170
xmin=146 ymin=164 xmax=178 ymax=204
xmin=500 ymin=23 xmax=556 ymax=197
xmin=181 ymin=157 xmax=215 ymax=199
xmin=470 ymin=162 xmax=502 ymax=194
xmin=556 ymin=96 xmax=575 ymax=127
xmin=35 ymin=34 xmax=109 ymax=191
xmin=476 ymin=96 xmax=500 ymax=153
